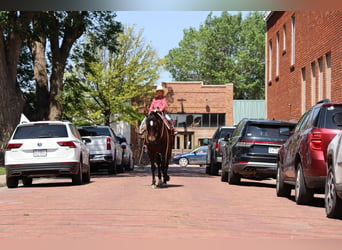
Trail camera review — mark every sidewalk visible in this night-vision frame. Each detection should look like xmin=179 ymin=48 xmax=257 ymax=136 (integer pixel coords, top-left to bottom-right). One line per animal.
xmin=0 ymin=174 xmax=5 ymax=187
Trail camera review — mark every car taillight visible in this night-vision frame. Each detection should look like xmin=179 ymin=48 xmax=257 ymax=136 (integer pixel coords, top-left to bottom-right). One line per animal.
xmin=215 ymin=142 xmax=220 ymax=152
xmin=6 ymin=143 xmax=23 ymax=150
xmin=106 ymin=137 xmax=111 ymax=150
xmin=57 ymin=141 xmax=76 ymax=148
xmin=121 ymin=145 xmax=127 ymax=150
xmin=310 ymin=131 xmax=322 ymax=151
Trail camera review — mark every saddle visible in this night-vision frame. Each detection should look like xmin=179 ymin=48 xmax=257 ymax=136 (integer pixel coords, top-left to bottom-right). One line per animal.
xmin=155 ymin=112 xmax=171 ymax=130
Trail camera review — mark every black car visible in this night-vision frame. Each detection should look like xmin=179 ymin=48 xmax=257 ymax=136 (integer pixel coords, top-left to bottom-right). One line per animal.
xmin=206 ymin=126 xmax=235 ymax=175
xmin=221 ymin=118 xmax=296 ymax=184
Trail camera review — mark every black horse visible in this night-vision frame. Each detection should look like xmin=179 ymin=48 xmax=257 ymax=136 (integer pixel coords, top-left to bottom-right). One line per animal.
xmin=144 ymin=111 xmax=174 ymax=188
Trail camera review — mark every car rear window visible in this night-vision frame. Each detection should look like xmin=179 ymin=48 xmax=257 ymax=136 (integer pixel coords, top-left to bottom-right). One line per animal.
xmin=244 ymin=124 xmax=294 ymax=139
xmin=322 ymin=106 xmax=342 ymax=129
xmin=78 ymin=127 xmax=111 ymax=136
xmin=218 ymin=128 xmax=235 ymax=138
xmin=13 ymin=124 xmax=68 ymax=139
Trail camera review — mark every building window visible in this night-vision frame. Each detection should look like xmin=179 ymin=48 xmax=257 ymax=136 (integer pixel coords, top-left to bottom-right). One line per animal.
xmin=276 ymin=32 xmax=280 ymax=77
xmin=311 ymin=62 xmax=316 ymax=105
xmin=318 ymin=57 xmax=323 ymax=100
xmin=268 ymin=40 xmax=272 ymax=82
xmin=301 ymin=67 xmax=306 ymax=113
xmin=283 ymin=24 xmax=286 ymax=52
xmin=170 ymin=113 xmax=226 ymax=128
xmin=325 ymin=52 xmax=332 ymax=99
xmin=291 ymin=15 xmax=295 ymax=66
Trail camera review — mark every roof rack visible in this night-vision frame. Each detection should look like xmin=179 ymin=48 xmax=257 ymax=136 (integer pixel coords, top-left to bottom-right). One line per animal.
xmin=316 ymin=99 xmax=331 ymax=104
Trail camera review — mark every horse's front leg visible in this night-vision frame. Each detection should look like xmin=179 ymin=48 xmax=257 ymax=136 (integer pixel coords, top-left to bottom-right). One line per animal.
xmin=150 ymin=161 xmax=157 ymax=188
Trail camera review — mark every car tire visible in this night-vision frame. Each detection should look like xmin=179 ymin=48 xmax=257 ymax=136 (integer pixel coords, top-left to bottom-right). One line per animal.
xmin=276 ymin=163 xmax=291 ymax=197
xmin=108 ymin=160 xmax=117 ymax=175
xmin=22 ymin=177 xmax=33 ymax=186
xmin=295 ymin=163 xmax=313 ymax=205
xmin=179 ymin=157 xmax=188 ymax=167
xmin=72 ymin=162 xmax=83 ymax=185
xmin=325 ymin=167 xmax=342 ymax=219
xmin=221 ymin=170 xmax=228 ymax=182
xmin=228 ymin=160 xmax=240 ymax=185
xmin=6 ymin=176 xmax=19 ymax=188
xmin=83 ymin=161 xmax=91 ymax=183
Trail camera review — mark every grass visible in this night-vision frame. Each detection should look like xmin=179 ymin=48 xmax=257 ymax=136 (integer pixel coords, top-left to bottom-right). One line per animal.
xmin=0 ymin=166 xmax=5 ymax=175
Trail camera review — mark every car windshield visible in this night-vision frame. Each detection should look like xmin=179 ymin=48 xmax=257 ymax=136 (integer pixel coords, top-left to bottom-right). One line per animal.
xmin=78 ymin=127 xmax=111 ymax=136
xmin=13 ymin=124 xmax=68 ymax=139
xmin=245 ymin=124 xmax=294 ymax=139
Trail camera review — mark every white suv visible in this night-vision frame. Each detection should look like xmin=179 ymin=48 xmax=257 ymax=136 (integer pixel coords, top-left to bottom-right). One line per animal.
xmin=325 ymin=131 xmax=342 ymax=219
xmin=5 ymin=120 xmax=91 ymax=188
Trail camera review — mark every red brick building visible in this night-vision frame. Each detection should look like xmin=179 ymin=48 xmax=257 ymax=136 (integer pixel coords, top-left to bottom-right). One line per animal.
xmin=265 ymin=11 xmax=342 ymax=121
xmin=164 ymin=81 xmax=234 ymax=151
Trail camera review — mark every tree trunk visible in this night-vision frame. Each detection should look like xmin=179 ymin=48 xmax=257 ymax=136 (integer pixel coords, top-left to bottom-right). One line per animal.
xmin=0 ymin=12 xmax=33 ymax=164
xmin=48 ymin=12 xmax=86 ymax=121
xmin=31 ymin=35 xmax=50 ymax=120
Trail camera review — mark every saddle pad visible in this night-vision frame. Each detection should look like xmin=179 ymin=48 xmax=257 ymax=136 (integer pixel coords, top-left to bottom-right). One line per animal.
xmin=157 ymin=113 xmax=171 ymax=130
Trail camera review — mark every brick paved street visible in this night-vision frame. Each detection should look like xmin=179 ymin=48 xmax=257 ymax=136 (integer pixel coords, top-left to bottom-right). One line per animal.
xmin=1 ymin=165 xmax=342 ymax=242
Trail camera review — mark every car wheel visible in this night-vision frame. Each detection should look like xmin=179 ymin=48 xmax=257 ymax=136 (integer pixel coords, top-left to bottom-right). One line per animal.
xmin=228 ymin=160 xmax=240 ymax=185
xmin=179 ymin=157 xmax=188 ymax=167
xmin=276 ymin=162 xmax=291 ymax=197
xmin=6 ymin=176 xmax=19 ymax=188
xmin=108 ymin=160 xmax=117 ymax=175
xmin=325 ymin=167 xmax=342 ymax=218
xmin=72 ymin=161 xmax=83 ymax=185
xmin=83 ymin=160 xmax=91 ymax=183
xmin=22 ymin=177 xmax=33 ymax=186
xmin=295 ymin=163 xmax=313 ymax=205
xmin=221 ymin=170 xmax=228 ymax=182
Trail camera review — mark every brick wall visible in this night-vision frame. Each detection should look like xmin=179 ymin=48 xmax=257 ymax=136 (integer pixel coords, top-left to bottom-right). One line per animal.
xmin=266 ymin=11 xmax=342 ymax=121
xmin=164 ymin=81 xmax=234 ymax=126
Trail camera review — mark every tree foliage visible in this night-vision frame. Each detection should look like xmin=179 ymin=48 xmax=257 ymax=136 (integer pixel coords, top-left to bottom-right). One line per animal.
xmin=0 ymin=11 xmax=122 ymax=164
xmin=165 ymin=11 xmax=266 ymax=99
xmin=63 ymin=25 xmax=163 ymax=126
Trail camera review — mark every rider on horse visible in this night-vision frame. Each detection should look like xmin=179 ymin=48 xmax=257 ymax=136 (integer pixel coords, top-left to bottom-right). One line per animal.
xmin=140 ymin=85 xmax=176 ymax=135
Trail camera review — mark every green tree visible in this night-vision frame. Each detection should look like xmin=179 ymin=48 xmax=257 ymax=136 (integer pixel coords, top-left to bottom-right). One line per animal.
xmin=0 ymin=11 xmax=34 ymax=163
xmin=0 ymin=11 xmax=122 ymax=164
xmin=165 ymin=11 xmax=265 ymax=99
xmin=63 ymin=25 xmax=163 ymax=126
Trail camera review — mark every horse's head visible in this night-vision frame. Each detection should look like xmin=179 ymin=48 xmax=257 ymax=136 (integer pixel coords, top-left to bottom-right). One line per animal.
xmin=145 ymin=111 xmax=163 ymax=143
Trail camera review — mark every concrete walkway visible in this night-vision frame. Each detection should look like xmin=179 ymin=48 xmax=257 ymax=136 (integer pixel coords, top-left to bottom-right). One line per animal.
xmin=0 ymin=174 xmax=5 ymax=187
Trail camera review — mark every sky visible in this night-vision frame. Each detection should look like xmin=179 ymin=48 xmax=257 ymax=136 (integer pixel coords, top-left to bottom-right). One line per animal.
xmin=115 ymin=11 xmax=249 ymax=83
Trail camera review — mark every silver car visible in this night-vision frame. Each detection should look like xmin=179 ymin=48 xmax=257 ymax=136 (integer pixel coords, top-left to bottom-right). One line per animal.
xmin=325 ymin=131 xmax=342 ymax=219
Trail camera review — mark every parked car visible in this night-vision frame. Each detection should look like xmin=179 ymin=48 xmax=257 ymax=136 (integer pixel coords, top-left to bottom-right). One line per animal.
xmin=173 ymin=146 xmax=208 ymax=167
xmin=276 ymin=99 xmax=342 ymax=205
xmin=4 ymin=120 xmax=91 ymax=188
xmin=116 ymin=134 xmax=134 ymax=171
xmin=77 ymin=126 xmax=123 ymax=174
xmin=325 ymin=132 xmax=342 ymax=218
xmin=222 ymin=118 xmax=296 ymax=184
xmin=206 ymin=126 xmax=235 ymax=175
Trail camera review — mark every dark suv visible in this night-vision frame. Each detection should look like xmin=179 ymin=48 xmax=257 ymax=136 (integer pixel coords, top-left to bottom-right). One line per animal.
xmin=206 ymin=126 xmax=235 ymax=175
xmin=276 ymin=100 xmax=342 ymax=205
xmin=221 ymin=119 xmax=296 ymax=184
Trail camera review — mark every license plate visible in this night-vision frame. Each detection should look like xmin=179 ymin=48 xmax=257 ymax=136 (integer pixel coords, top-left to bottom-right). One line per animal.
xmin=33 ymin=149 xmax=47 ymax=157
xmin=268 ymin=147 xmax=279 ymax=154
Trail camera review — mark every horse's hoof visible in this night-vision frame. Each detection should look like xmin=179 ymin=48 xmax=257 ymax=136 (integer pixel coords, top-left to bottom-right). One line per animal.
xmin=151 ymin=184 xmax=157 ymax=189
xmin=165 ymin=175 xmax=170 ymax=182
